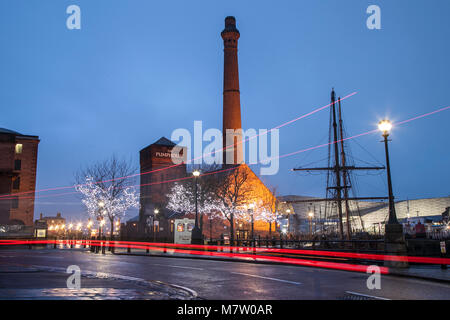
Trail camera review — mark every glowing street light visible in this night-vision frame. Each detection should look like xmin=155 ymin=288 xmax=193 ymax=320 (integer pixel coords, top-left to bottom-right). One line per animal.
xmin=378 ymin=118 xmax=407 ymax=267
xmin=191 ymin=170 xmax=202 ymax=244
xmin=378 ymin=120 xmax=392 ymax=136
xmin=378 ymin=119 xmax=399 ymax=225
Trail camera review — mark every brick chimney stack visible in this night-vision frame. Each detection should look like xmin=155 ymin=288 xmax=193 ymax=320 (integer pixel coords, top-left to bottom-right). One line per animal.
xmin=221 ymin=16 xmax=243 ymax=165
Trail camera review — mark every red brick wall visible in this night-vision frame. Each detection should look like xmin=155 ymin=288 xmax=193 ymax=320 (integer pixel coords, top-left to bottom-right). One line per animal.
xmin=140 ymin=143 xmax=186 ymax=216
xmin=0 ymin=134 xmax=39 ymax=226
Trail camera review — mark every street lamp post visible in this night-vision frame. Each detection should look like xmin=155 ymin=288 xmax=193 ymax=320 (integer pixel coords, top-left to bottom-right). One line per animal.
xmin=153 ymin=208 xmax=159 ymax=242
xmin=379 ymin=120 xmax=399 ymax=225
xmin=191 ymin=170 xmax=202 ymax=244
xmin=97 ymin=201 xmax=105 ymax=237
xmin=378 ymin=119 xmax=408 ymax=268
xmin=308 ymin=211 xmax=314 ymax=238
xmin=248 ymin=203 xmax=255 ymax=241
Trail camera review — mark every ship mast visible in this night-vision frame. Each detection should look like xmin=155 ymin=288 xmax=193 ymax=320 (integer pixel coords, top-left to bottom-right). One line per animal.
xmin=338 ymin=97 xmax=352 ymax=239
xmin=291 ymin=89 xmax=386 ymax=240
xmin=330 ymin=90 xmax=345 ymax=239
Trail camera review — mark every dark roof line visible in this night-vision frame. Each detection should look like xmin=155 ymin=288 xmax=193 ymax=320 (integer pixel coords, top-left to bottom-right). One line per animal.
xmin=0 ymin=127 xmax=39 ymax=138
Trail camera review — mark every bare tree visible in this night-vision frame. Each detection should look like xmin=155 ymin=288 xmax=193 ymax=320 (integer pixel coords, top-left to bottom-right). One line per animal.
xmin=213 ymin=165 xmax=251 ymax=245
xmin=75 ymin=155 xmax=138 ymax=240
xmin=260 ymin=187 xmax=279 ymax=237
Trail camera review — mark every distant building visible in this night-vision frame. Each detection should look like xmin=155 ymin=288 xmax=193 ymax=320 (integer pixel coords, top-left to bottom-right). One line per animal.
xmin=35 ymin=212 xmax=66 ymax=236
xmin=280 ymin=195 xmax=450 ymax=235
xmin=0 ymin=128 xmax=39 ymax=226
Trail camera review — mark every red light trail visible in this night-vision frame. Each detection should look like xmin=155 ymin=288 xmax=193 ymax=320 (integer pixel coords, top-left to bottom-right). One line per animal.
xmin=2 ymin=239 xmax=449 ymax=273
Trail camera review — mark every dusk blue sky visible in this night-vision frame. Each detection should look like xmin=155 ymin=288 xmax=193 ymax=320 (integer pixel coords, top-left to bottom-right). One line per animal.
xmin=1 ymin=1 xmax=449 ymax=222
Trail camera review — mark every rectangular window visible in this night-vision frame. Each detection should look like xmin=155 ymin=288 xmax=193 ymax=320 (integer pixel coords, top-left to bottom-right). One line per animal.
xmin=15 ymin=144 xmax=23 ymax=154
xmin=11 ymin=197 xmax=19 ymax=209
xmin=14 ymin=159 xmax=21 ymax=171
xmin=12 ymin=177 xmax=20 ymax=190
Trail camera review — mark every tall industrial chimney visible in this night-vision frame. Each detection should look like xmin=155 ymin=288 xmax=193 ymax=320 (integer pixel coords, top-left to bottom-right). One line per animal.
xmin=221 ymin=16 xmax=243 ymax=166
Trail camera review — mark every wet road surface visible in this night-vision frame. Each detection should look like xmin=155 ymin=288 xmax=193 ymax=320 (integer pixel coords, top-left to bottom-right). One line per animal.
xmin=1 ymin=248 xmax=449 ymax=300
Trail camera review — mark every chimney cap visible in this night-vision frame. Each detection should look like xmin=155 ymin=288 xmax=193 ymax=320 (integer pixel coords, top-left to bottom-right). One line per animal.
xmin=222 ymin=16 xmax=239 ymax=35
xmin=225 ymin=16 xmax=236 ymax=26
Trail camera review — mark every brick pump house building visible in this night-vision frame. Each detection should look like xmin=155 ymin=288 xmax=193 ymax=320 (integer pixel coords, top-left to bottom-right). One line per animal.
xmin=0 ymin=128 xmax=39 ymax=226
xmin=129 ymin=17 xmax=279 ymax=242
xmin=120 ymin=137 xmax=187 ymax=239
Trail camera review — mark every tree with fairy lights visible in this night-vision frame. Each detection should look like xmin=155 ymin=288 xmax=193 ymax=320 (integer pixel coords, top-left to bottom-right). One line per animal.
xmin=167 ymin=182 xmax=220 ymax=215
xmin=75 ymin=155 xmax=139 ymax=240
xmin=258 ymin=187 xmax=280 ymax=237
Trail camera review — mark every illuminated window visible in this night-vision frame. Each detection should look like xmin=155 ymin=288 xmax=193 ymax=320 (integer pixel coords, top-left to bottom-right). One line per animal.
xmin=15 ymin=144 xmax=23 ymax=154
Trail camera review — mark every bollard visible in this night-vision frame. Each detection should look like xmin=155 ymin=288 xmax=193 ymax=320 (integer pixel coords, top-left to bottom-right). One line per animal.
xmin=280 ymin=235 xmax=283 ymax=249
xmin=441 ymin=255 xmax=447 ymax=270
xmin=54 ymin=239 xmax=57 ymax=249
xmin=146 ymin=246 xmax=149 ymax=254
xmin=95 ymin=237 xmax=99 ymax=254
xmin=101 ymin=236 xmax=106 ymax=254
xmin=164 ymin=244 xmax=167 ymax=254
xmin=441 ymin=241 xmax=447 ymax=270
xmin=127 ymin=245 xmax=131 ymax=253
xmin=28 ymin=240 xmax=32 ymax=250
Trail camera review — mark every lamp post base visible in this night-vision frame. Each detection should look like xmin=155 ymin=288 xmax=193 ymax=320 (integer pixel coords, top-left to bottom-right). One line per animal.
xmin=191 ymin=226 xmax=203 ymax=245
xmin=384 ymin=224 xmax=409 ymax=268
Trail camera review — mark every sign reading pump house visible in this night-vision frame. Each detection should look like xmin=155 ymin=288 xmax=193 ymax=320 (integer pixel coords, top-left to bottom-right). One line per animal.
xmin=174 ymin=218 xmax=195 ymax=244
